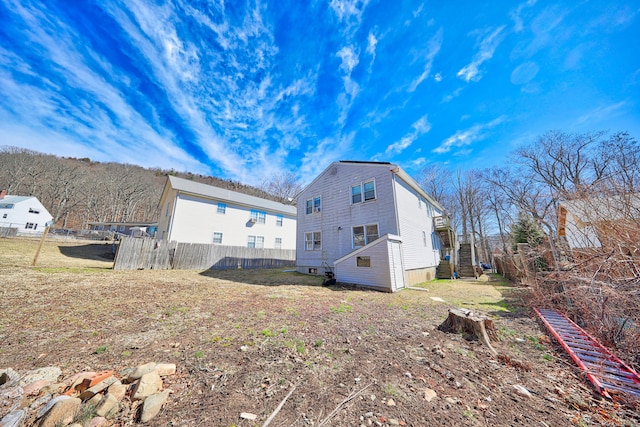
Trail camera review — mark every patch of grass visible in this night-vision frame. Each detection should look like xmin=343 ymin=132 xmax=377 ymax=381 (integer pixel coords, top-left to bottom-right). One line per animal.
xmin=456 ymin=348 xmax=477 ymax=359
xmin=194 ymin=351 xmax=204 ymax=359
xmin=527 ymin=335 xmax=546 ymax=351
xmin=285 ymin=307 xmax=300 ymax=317
xmin=34 ymin=267 xmax=106 ymax=274
xmin=498 ymin=327 xmax=519 ymax=339
xmin=261 ymin=329 xmax=277 ymax=337
xmin=295 ymin=340 xmax=305 ymax=354
xmin=330 ymin=303 xmax=352 ymax=314
xmin=280 ymin=327 xmax=287 ymax=334
xmin=256 ymin=310 xmax=266 ymax=318
xmin=94 ymin=345 xmax=108 ymax=355
xmin=384 ymin=384 xmax=399 ymax=396
xmin=165 ymin=306 xmax=190 ymax=317
xmin=542 ymin=354 xmax=554 ymax=361
xmin=121 ymin=350 xmax=131 ymax=357
xmin=314 ymin=339 xmax=323 ymax=348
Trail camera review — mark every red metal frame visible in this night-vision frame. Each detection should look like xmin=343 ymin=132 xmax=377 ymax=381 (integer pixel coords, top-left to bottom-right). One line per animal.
xmin=534 ymin=307 xmax=640 ymax=400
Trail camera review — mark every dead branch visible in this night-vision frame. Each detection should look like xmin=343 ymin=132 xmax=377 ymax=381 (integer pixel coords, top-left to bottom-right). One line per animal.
xmin=317 ymin=382 xmax=374 ymax=427
xmin=261 ymin=383 xmax=298 ymax=427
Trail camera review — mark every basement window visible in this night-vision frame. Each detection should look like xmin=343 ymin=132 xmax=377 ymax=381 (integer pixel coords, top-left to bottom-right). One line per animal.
xmin=356 ymin=256 xmax=371 ymax=267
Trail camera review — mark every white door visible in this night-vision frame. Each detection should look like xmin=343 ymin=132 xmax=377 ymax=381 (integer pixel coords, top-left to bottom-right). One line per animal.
xmin=389 ymin=241 xmax=405 ymax=291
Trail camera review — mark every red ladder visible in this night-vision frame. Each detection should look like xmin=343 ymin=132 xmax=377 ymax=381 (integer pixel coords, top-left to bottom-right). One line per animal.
xmin=535 ymin=308 xmax=640 ymax=400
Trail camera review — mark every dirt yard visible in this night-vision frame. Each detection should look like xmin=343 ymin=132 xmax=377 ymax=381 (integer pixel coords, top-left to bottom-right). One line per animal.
xmin=1 ymin=238 xmax=638 ymax=426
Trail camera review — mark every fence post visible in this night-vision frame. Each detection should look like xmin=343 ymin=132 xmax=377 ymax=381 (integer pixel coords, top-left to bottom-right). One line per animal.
xmin=31 ymin=225 xmax=51 ymax=266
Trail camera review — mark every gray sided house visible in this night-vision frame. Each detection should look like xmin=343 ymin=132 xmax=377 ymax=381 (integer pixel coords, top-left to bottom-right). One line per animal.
xmin=296 ymin=161 xmax=449 ymax=292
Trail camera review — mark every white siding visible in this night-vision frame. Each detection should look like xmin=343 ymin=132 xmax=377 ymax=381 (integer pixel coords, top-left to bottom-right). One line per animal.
xmin=335 ymin=235 xmax=400 ymax=291
xmin=0 ymin=196 xmax=53 ymax=234
xmin=296 ymin=162 xmax=399 ymax=274
xmin=565 ymin=213 xmax=602 ymax=249
xmin=167 ymin=194 xmax=296 ymax=248
xmin=393 ymin=177 xmax=441 ymax=270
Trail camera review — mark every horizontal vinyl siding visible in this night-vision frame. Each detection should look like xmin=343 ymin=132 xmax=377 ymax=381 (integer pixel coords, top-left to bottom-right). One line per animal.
xmin=296 ymin=163 xmax=399 ymax=274
xmin=335 ymin=238 xmax=393 ymax=290
xmin=170 ymin=194 xmax=296 ymax=248
xmin=393 ymin=177 xmax=440 ymax=270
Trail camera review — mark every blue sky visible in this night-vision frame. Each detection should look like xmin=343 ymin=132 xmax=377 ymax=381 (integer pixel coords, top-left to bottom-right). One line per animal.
xmin=0 ymin=0 xmax=638 ymax=186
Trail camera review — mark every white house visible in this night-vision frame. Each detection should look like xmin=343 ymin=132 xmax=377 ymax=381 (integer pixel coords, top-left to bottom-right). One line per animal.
xmin=558 ymin=193 xmax=640 ymax=250
xmin=0 ymin=190 xmax=54 ymax=235
xmin=157 ymin=176 xmax=297 ymax=249
xmin=296 ymin=161 xmax=448 ymax=292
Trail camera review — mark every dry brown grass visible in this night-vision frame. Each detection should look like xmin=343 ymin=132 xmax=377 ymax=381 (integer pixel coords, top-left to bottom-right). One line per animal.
xmin=1 ymin=237 xmax=637 ymax=426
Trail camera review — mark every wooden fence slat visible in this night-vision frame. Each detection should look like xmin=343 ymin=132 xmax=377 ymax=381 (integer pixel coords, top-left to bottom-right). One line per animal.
xmin=114 ymin=237 xmax=295 ymax=271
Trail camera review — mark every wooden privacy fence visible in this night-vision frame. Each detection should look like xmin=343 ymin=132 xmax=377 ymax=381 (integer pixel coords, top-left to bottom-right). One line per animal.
xmin=113 ymin=237 xmax=296 ymax=271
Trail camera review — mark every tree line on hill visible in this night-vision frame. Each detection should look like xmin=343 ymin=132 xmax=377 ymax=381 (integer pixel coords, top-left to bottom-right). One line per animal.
xmin=0 ymin=146 xmax=300 ymax=229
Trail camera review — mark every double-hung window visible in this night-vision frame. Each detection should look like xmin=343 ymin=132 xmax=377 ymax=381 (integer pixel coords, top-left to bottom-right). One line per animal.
xmin=213 ymin=232 xmax=223 ymax=244
xmin=352 ymin=224 xmax=379 ymax=247
xmin=276 ymin=214 xmax=283 ymax=226
xmin=248 ymin=235 xmax=264 ymax=248
xmin=250 ymin=210 xmax=266 ymax=223
xmin=304 ymin=231 xmax=322 ymax=250
xmin=217 ymin=203 xmax=226 ymax=214
xmin=351 ymin=180 xmax=376 ymax=204
xmin=275 ymin=237 xmax=282 ymax=249
xmin=306 ymin=197 xmax=321 ymax=214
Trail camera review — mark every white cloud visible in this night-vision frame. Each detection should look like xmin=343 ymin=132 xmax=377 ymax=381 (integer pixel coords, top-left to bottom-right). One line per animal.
xmin=434 ymin=73 xmax=442 ymax=82
xmin=510 ymin=0 xmax=537 ymax=33
xmin=367 ymin=32 xmax=378 ymax=58
xmin=408 ymin=28 xmax=443 ymax=92
xmin=457 ymin=26 xmax=506 ymax=82
xmin=386 ymin=115 xmax=431 ymax=155
xmin=298 ymin=132 xmax=355 ymax=184
xmin=510 ymin=61 xmax=539 ymax=85
xmin=577 ymin=101 xmax=627 ymax=124
xmin=442 ymin=87 xmax=463 ymax=103
xmin=433 ymin=116 xmax=506 ymax=154
xmin=329 ymin=0 xmax=370 ymax=28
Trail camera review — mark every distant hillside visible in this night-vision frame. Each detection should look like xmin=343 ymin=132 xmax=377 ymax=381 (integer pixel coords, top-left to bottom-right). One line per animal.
xmin=0 ymin=146 xmax=289 ymax=229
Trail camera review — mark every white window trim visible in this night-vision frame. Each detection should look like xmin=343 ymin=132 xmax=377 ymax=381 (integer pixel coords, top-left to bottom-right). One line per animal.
xmin=304 ymin=231 xmax=322 ymax=251
xmin=352 ymin=223 xmax=379 ymax=248
xmin=351 ymin=179 xmax=377 ymax=204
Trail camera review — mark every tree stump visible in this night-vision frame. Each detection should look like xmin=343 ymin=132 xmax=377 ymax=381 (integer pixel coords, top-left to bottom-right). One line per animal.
xmin=438 ymin=308 xmax=499 ymax=355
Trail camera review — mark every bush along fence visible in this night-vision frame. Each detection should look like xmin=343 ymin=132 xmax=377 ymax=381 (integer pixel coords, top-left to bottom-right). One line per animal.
xmin=113 ymin=237 xmax=296 ymax=271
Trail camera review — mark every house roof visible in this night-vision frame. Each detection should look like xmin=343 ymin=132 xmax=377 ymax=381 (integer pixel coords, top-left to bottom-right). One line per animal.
xmin=334 ymin=233 xmax=403 ymax=264
xmin=166 ymin=175 xmax=297 ymax=215
xmin=87 ymin=221 xmax=158 ymax=227
xmin=0 ymin=195 xmax=33 ymax=204
xmin=300 ymin=161 xmax=445 ymax=212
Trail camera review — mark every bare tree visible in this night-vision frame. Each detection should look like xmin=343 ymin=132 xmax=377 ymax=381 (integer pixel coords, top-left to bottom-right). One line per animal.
xmin=260 ymin=172 xmax=302 ymax=204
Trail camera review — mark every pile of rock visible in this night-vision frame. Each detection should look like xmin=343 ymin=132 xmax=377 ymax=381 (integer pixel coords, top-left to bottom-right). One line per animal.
xmin=0 ymin=362 xmax=176 ymax=426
